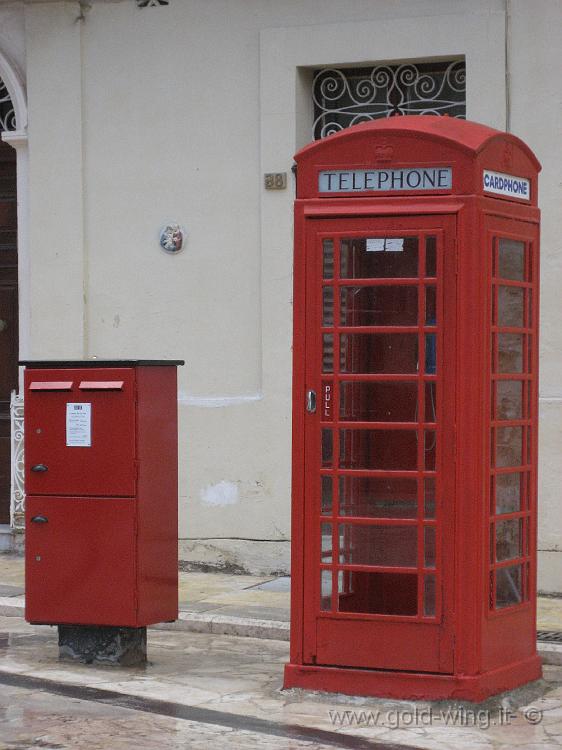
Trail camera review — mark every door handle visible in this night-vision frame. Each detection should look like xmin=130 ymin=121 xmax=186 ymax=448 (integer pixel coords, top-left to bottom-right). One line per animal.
xmin=306 ymin=390 xmax=316 ymax=413
xmin=31 ymin=515 xmax=48 ymax=524
xmin=31 ymin=464 xmax=48 ymax=473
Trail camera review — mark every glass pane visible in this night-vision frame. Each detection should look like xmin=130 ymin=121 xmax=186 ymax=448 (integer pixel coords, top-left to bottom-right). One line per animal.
xmin=496 ymin=565 xmax=522 ymax=609
xmin=340 ymin=237 xmax=418 ymax=279
xmin=425 ymin=333 xmax=437 ymax=374
xmin=497 ymin=333 xmax=524 ymax=373
xmin=495 ymin=426 xmax=523 ymax=467
xmin=338 ymin=569 xmax=348 ymax=595
xmin=425 ymin=286 xmax=436 ymax=324
xmin=340 ymin=286 xmax=418 ymax=326
xmin=425 ymin=431 xmax=436 ymax=470
xmin=339 ymin=381 xmax=418 ymax=422
xmin=321 ymin=476 xmax=333 ymax=515
xmin=424 ymin=477 xmax=436 ymax=518
xmin=498 ymin=286 xmax=524 ymax=328
xmin=496 ymin=519 xmax=522 ymax=561
xmin=321 ymin=570 xmax=332 ymax=610
xmin=322 ymin=287 xmax=334 ymax=326
xmin=339 ymin=429 xmax=418 ymax=470
xmin=425 ymin=382 xmax=437 ymax=423
xmin=321 ymin=429 xmax=333 ymax=467
xmin=340 ymin=333 xmax=418 ymax=373
xmin=339 ymin=523 xmax=417 ymax=567
xmin=495 ymin=472 xmax=523 ymax=514
xmin=321 ymin=523 xmax=332 ymax=563
xmin=337 ymin=571 xmax=417 ymax=616
xmin=323 ymin=239 xmax=334 ymax=279
xmin=526 ymin=381 xmax=533 ymax=419
xmin=498 ymin=238 xmax=525 ymax=281
xmin=339 ymin=476 xmax=417 ymax=518
xmin=425 ymin=526 xmax=436 ymax=568
xmin=496 ymin=380 xmax=523 ymax=420
xmin=424 ymin=574 xmax=436 ymax=616
xmin=425 ymin=237 xmax=437 ymax=277
xmin=322 ymin=334 xmax=334 ymax=373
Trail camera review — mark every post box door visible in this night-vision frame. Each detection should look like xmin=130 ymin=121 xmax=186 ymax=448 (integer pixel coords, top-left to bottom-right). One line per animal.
xmin=25 ymin=496 xmax=137 ymax=625
xmin=25 ymin=368 xmax=136 ymax=497
xmin=300 ymin=215 xmax=456 ymax=672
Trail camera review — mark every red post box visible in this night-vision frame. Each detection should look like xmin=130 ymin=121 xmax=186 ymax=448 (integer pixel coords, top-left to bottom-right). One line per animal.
xmin=284 ymin=116 xmax=541 ymax=701
xmin=22 ymin=360 xmax=183 ymax=635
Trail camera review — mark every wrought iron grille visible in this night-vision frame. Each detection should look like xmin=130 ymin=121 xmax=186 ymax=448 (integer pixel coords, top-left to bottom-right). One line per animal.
xmin=312 ymin=60 xmax=465 ymax=140
xmin=0 ymin=77 xmax=15 ymax=132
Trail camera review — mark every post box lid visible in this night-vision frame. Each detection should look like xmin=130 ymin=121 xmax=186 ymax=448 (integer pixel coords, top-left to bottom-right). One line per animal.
xmin=20 ymin=359 xmax=185 ymax=368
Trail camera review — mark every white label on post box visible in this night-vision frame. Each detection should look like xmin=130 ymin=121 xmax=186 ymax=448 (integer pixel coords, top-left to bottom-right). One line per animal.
xmin=66 ymin=403 xmax=91 ymax=447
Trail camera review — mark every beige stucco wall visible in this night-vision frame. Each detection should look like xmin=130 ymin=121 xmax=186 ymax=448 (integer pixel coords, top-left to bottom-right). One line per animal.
xmin=3 ymin=0 xmax=561 ymax=588
xmin=509 ymin=0 xmax=562 ymax=592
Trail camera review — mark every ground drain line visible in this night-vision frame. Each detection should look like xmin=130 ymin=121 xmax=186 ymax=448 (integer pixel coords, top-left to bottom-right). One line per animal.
xmin=0 ymin=670 xmax=406 ymax=750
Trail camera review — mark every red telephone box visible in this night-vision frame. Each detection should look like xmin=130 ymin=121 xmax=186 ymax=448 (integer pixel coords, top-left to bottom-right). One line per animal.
xmin=22 ymin=360 xmax=183 ymax=628
xmin=285 ymin=116 xmax=541 ymax=701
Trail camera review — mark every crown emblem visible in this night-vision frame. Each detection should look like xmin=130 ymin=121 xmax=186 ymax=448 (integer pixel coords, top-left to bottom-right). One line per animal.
xmin=374 ymin=142 xmax=394 ymax=162
xmin=502 ymin=143 xmax=514 ymax=169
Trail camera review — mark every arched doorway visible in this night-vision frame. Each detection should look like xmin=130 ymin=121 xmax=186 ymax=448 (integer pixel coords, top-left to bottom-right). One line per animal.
xmin=0 ymin=140 xmax=16 ymax=524
xmin=0 ymin=51 xmax=27 ymax=532
xmin=0 ymin=79 xmax=18 ymax=525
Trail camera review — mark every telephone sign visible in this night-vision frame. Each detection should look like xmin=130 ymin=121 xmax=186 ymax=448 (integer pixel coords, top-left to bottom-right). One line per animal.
xmin=319 ymin=166 xmax=452 ymax=193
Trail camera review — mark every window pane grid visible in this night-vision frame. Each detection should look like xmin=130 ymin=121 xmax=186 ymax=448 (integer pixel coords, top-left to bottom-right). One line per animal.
xmin=318 ymin=234 xmax=442 ymax=621
xmin=489 ymin=237 xmax=533 ymax=612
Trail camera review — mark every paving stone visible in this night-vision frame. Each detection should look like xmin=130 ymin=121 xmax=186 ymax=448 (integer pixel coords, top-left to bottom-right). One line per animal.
xmin=0 ymin=584 xmax=24 ymax=597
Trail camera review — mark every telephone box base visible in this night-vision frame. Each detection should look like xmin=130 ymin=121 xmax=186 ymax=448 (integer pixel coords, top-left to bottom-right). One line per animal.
xmin=58 ymin=625 xmax=147 ymax=666
xmin=284 ymin=656 xmax=542 ymax=702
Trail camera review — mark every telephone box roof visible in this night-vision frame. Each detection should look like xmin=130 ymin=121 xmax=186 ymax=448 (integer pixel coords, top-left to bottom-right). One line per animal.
xmin=295 ymin=115 xmax=541 ymax=171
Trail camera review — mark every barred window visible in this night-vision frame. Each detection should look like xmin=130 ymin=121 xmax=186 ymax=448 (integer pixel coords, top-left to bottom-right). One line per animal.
xmin=312 ymin=60 xmax=466 ymax=140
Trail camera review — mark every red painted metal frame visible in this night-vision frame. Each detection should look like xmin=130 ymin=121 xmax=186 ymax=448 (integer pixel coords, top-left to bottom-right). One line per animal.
xmin=24 ymin=365 xmax=179 ymax=628
xmin=286 ymin=116 xmax=541 ymax=701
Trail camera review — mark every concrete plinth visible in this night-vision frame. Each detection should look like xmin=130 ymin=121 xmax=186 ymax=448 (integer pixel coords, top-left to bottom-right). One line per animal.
xmin=58 ymin=625 xmax=147 ymax=666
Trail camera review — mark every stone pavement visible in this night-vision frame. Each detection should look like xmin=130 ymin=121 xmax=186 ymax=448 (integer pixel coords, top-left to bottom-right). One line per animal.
xmin=0 ymin=554 xmax=562 ymax=748
xmin=0 ymin=614 xmax=561 ymax=750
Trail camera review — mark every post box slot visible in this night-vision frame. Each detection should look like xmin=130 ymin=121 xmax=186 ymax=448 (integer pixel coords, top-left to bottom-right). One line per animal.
xmin=29 ymin=381 xmax=73 ymax=391
xmin=79 ymin=381 xmax=124 ymax=390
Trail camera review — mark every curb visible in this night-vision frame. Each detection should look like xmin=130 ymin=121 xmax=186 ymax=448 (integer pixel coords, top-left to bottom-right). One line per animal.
xmin=2 ymin=598 xmax=561 ymax=663
xmin=154 ymin=611 xmax=290 ymax=641
xmin=0 ymin=596 xmax=290 ymax=642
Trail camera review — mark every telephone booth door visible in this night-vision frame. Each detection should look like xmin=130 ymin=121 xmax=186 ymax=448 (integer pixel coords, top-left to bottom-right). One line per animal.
xmin=300 ymin=214 xmax=456 ymax=673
